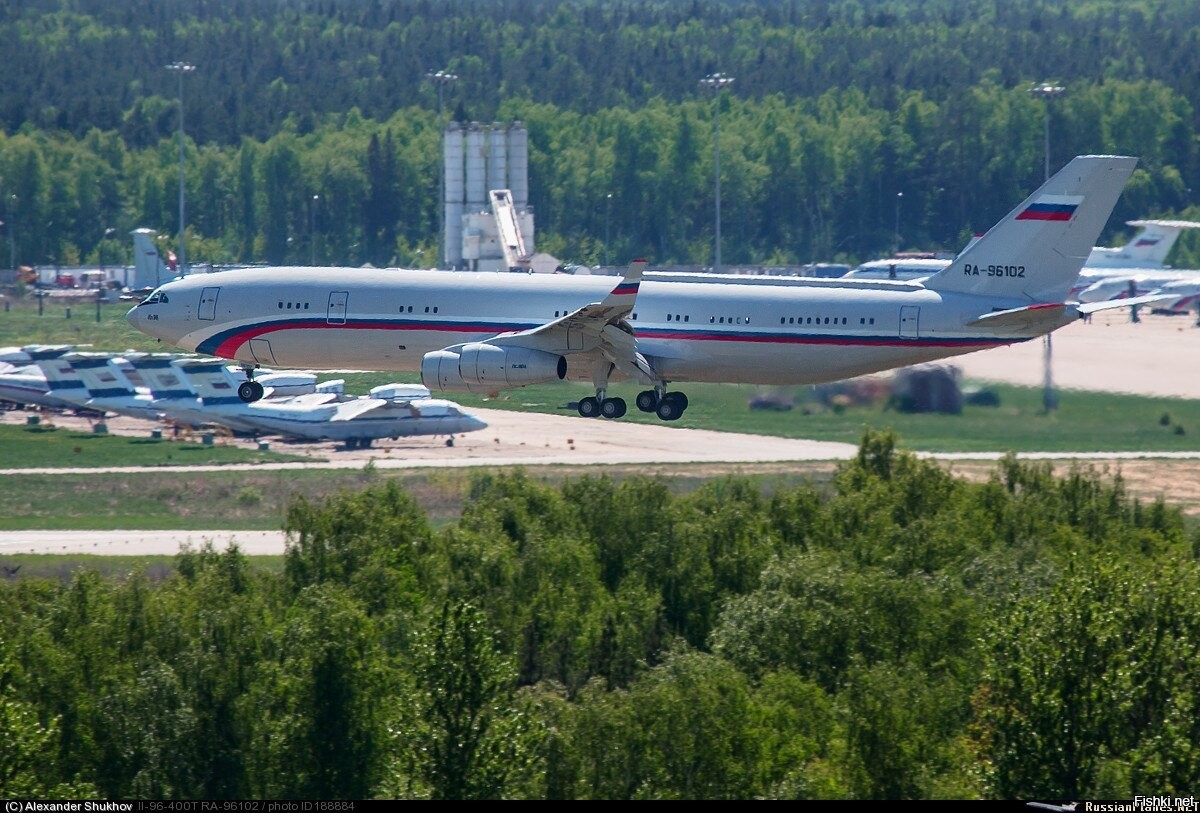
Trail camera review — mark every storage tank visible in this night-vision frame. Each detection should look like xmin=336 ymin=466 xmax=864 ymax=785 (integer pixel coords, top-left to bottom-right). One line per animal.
xmin=488 ymin=124 xmax=508 ymax=195
xmin=465 ymin=123 xmax=486 ymax=209
xmin=508 ymin=122 xmax=528 ymax=209
xmin=443 ymin=123 xmax=465 ymax=267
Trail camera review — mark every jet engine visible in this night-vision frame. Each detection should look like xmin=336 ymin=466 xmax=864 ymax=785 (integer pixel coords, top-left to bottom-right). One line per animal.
xmin=421 ymin=343 xmax=567 ymax=393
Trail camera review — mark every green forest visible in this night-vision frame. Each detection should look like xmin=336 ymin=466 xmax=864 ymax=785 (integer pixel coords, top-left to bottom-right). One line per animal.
xmin=3 ymin=0 xmax=1200 ymax=269
xmin=3 ymin=434 xmax=1198 ymax=799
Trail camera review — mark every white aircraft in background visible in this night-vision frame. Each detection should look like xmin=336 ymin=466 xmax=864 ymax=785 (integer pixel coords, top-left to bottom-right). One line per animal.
xmin=847 ymin=220 xmax=1200 ymax=287
xmin=128 ymin=155 xmax=1155 ymax=421
xmin=1083 ymin=219 xmax=1200 ymax=268
xmin=160 ymin=358 xmax=485 ymax=447
xmin=0 ymin=345 xmax=82 ymax=409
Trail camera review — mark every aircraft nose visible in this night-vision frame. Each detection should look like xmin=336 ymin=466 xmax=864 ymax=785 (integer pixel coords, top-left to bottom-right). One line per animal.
xmin=464 ymin=415 xmax=488 ymax=432
xmin=126 ymin=304 xmax=142 ymax=330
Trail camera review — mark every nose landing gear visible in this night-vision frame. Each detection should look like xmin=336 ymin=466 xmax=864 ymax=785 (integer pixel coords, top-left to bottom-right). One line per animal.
xmin=237 ymin=365 xmax=264 ymax=403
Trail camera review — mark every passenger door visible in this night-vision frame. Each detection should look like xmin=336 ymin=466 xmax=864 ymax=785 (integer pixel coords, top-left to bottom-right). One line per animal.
xmin=198 ymin=287 xmax=220 ymax=321
xmin=327 ymin=291 xmax=349 ymax=325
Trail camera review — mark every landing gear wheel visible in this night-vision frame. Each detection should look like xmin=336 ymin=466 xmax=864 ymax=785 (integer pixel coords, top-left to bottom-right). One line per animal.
xmin=636 ymin=390 xmax=659 ymax=412
xmin=578 ymin=396 xmax=601 ymax=418
xmin=656 ymin=398 xmax=683 ymax=422
xmin=238 ymin=380 xmax=264 ymax=403
xmin=445 ymin=437 xmax=455 ymax=447
xmin=665 ymin=391 xmax=688 ymax=411
xmin=600 ymin=397 xmax=627 ymax=419
xmin=344 ymin=437 xmax=359 ymax=450
xmin=360 ymin=438 xmax=373 ymax=448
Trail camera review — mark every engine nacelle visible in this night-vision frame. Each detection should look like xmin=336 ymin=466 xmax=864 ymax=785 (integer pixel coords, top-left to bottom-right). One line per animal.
xmin=421 ymin=343 xmax=567 ymax=393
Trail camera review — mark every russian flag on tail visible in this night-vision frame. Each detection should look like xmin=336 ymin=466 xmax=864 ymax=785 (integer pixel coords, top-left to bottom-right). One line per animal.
xmin=1016 ymin=194 xmax=1084 ymax=222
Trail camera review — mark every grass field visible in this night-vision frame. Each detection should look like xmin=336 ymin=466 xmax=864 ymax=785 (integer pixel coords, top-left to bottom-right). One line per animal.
xmin=331 ymin=372 xmax=1200 ymax=453
xmin=0 ymin=295 xmax=158 ymax=351
xmin=0 ymin=553 xmax=285 ymax=580
xmin=0 ymin=463 xmax=836 ymax=530
xmin=0 ymin=422 xmax=309 ymax=469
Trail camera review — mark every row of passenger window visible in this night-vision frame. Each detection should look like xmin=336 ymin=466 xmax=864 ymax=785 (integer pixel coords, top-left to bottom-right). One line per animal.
xmin=399 ymin=305 xmax=439 ymax=314
xmin=779 ymin=316 xmax=876 ymax=326
xmin=277 ymin=301 xmax=310 ymax=310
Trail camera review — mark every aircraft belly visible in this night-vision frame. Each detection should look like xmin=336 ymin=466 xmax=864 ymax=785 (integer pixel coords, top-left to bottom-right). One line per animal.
xmin=222 ymin=327 xmax=488 ymax=372
xmin=647 ymin=338 xmax=998 ymax=385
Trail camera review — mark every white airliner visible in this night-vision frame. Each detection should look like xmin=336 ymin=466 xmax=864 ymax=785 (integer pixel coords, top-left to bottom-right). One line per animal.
xmin=159 ymin=358 xmax=486 ymax=447
xmin=128 ymin=155 xmax=1152 ymax=421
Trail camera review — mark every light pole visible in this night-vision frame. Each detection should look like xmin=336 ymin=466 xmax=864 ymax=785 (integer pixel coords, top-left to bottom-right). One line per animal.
xmin=1029 ymin=83 xmax=1065 ymax=413
xmin=6 ymin=195 xmax=15 ymax=274
xmin=309 ymin=195 xmax=319 ymax=265
xmin=894 ymin=191 xmax=904 ymax=253
xmin=426 ymin=69 xmax=458 ymax=268
xmin=166 ymin=61 xmax=195 ymax=276
xmin=699 ymin=72 xmax=734 ymax=274
xmin=1029 ymin=83 xmax=1065 ymax=182
xmin=605 ymin=193 xmax=612 ymax=266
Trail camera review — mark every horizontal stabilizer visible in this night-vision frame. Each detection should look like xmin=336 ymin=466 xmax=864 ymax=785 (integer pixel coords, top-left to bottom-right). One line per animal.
xmin=967 ymin=303 xmax=1071 ymax=332
xmin=1076 ymin=293 xmax=1176 ymax=314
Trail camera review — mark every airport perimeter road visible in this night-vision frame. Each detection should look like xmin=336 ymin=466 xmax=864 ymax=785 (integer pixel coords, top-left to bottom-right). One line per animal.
xmin=0 ymin=529 xmax=287 ymax=556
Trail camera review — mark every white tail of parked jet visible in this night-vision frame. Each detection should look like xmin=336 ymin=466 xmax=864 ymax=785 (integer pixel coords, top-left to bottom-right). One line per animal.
xmin=131 ymin=229 xmax=170 ymax=290
xmin=1087 ymin=219 xmax=1200 ymax=269
xmin=925 ymin=155 xmax=1138 ymax=303
xmin=66 ymin=353 xmax=141 ymax=400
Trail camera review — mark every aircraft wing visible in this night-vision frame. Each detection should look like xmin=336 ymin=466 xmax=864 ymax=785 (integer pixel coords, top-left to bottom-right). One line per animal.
xmin=968 ymin=294 xmax=1176 ymax=332
xmin=493 ymin=261 xmax=644 ymax=345
xmin=485 ymin=261 xmax=660 ymax=385
xmin=329 ymin=398 xmax=420 ymax=422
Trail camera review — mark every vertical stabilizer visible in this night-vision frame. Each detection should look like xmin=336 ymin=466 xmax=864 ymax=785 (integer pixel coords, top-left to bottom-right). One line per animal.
xmin=924 ymin=155 xmax=1137 ymax=302
xmin=131 ymin=229 xmax=168 ymax=289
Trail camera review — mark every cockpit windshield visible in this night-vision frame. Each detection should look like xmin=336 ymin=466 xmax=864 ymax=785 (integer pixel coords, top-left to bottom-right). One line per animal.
xmin=139 ymin=288 xmax=169 ymax=305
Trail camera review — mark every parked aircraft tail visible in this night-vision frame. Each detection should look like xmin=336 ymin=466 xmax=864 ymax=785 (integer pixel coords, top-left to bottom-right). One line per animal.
xmin=924 ymin=155 xmax=1137 ymax=302
xmin=131 ymin=229 xmax=169 ymax=290
xmin=1087 ymin=219 xmax=1200 ymax=269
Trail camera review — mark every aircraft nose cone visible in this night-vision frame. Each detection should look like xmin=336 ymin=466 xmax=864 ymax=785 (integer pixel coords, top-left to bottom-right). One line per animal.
xmin=465 ymin=415 xmax=488 ymax=432
xmin=126 ymin=305 xmax=142 ymax=330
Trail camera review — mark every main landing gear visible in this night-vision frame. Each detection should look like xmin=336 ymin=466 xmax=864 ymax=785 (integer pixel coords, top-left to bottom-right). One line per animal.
xmin=576 ymin=388 xmax=688 ymax=421
xmin=237 ymin=365 xmax=264 ymax=403
xmin=636 ymin=389 xmax=688 ymax=421
xmin=576 ymin=362 xmax=688 ymax=421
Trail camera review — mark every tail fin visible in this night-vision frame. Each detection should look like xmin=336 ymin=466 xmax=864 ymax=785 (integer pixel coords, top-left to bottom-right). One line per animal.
xmin=66 ymin=353 xmax=138 ymax=399
xmin=172 ymin=358 xmax=242 ymax=405
xmin=924 ymin=155 xmax=1137 ymax=302
xmin=1086 ymin=219 xmax=1200 ymax=269
xmin=131 ymin=228 xmax=168 ymax=289
xmin=128 ymin=354 xmax=195 ymax=399
xmin=32 ymin=352 xmax=89 ymax=403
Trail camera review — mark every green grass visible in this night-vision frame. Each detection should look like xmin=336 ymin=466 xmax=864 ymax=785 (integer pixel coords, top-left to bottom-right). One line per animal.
xmin=0 ymin=553 xmax=285 ymax=581
xmin=0 ymin=294 xmax=160 ymax=351
xmin=0 ymin=464 xmax=837 ymax=531
xmin=335 ymin=372 xmax=1200 ymax=453
xmin=0 ymin=422 xmax=310 ymax=468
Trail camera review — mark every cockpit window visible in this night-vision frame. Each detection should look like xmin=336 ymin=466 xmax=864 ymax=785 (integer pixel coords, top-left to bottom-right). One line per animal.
xmin=141 ymin=288 xmax=169 ymax=305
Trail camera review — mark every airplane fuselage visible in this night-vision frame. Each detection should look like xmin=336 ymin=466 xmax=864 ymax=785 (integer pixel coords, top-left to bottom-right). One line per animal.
xmin=129 ymin=267 xmax=1037 ymax=387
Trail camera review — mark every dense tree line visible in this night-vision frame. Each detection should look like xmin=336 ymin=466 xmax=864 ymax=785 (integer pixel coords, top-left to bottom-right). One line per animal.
xmin=5 ymin=1 xmax=1200 ymax=147
xmin=2 ymin=432 xmax=1199 ymax=799
xmin=2 ymin=77 xmax=1197 ymax=271
xmin=4 ymin=0 xmax=1200 ymax=268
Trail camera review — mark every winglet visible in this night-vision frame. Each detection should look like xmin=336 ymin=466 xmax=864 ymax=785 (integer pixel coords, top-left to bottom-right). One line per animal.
xmin=601 ymin=260 xmax=646 ymax=310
